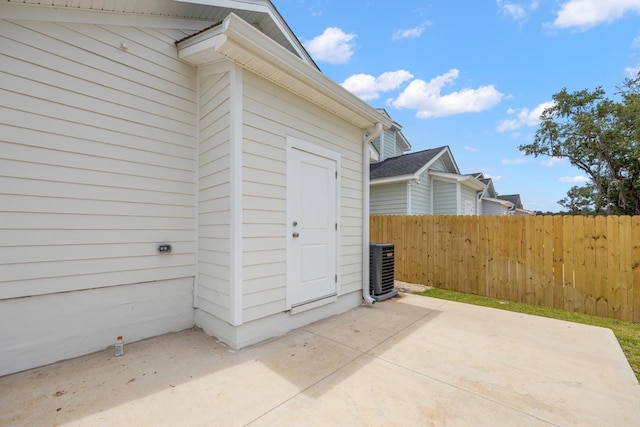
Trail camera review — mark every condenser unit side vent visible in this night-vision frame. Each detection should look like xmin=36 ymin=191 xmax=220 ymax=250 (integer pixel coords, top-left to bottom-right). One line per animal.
xmin=369 ymin=243 xmax=398 ymax=301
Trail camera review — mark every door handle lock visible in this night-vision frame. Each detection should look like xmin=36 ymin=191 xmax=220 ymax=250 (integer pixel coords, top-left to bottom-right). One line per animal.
xmin=292 ymin=232 xmax=300 ymax=238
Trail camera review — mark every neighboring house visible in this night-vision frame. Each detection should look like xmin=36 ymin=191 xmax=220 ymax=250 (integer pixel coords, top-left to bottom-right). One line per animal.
xmin=370 ymin=146 xmax=486 ymax=215
xmin=498 ymin=194 xmax=535 ymax=216
xmin=370 ymin=109 xmax=411 ymax=161
xmin=469 ymin=172 xmax=514 ymax=215
xmin=0 ymin=0 xmax=393 ymax=375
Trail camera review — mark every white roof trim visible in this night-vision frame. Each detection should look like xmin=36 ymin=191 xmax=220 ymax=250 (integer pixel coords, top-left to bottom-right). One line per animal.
xmin=514 ymin=208 xmax=536 ymax=216
xmin=177 ymin=13 xmax=392 ymax=129
xmin=177 ymin=0 xmax=317 ymax=68
xmin=413 ymin=147 xmax=451 ymax=178
xmin=430 ymin=171 xmax=486 ymax=191
xmin=370 ymin=174 xmax=416 ymax=186
xmin=482 ymin=197 xmax=514 ymax=208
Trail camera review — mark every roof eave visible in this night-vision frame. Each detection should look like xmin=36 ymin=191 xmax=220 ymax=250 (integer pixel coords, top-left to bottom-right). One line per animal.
xmin=482 ymin=197 xmax=514 ymax=207
xmin=430 ymin=171 xmax=486 ymax=191
xmin=177 ymin=13 xmax=391 ymax=129
xmin=370 ymin=174 xmax=415 ymax=186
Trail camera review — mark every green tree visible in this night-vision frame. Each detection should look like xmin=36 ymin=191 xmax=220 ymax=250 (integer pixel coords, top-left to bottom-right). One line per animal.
xmin=519 ymin=74 xmax=640 ymax=215
xmin=557 ymin=184 xmax=597 ymax=215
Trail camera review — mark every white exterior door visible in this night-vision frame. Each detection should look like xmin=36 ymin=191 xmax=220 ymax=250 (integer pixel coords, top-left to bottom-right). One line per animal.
xmin=286 ymin=139 xmax=339 ymax=309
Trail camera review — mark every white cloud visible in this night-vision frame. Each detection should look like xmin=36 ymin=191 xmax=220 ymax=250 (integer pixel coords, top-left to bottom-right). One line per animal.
xmin=502 ymin=3 xmax=527 ymax=19
xmin=625 ymin=64 xmax=640 ymax=77
xmin=392 ymin=22 xmax=432 ymax=41
xmin=341 ymin=70 xmax=413 ymax=101
xmin=540 ymin=157 xmax=564 ymax=167
xmin=632 ymin=36 xmax=640 ymax=49
xmin=497 ymin=0 xmax=538 ymax=19
xmin=464 ymin=146 xmax=478 ymax=152
xmin=502 ymin=157 xmax=531 ymax=165
xmin=551 ymin=0 xmax=640 ymax=30
xmin=391 ymin=69 xmax=504 ymax=118
xmin=303 ymin=27 xmax=356 ymax=64
xmin=496 ymin=101 xmax=554 ymax=132
xmin=559 ymin=175 xmax=589 ymax=183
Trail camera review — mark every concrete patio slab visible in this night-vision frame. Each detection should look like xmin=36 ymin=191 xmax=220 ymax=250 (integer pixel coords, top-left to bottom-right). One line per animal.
xmin=1 ymin=294 xmax=639 ymax=426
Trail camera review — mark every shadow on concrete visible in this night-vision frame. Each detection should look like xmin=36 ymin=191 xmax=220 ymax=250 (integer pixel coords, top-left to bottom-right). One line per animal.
xmin=0 ymin=294 xmax=444 ymax=426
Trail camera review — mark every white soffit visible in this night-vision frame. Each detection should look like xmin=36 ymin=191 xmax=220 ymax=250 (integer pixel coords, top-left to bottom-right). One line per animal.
xmin=177 ymin=13 xmax=391 ymax=129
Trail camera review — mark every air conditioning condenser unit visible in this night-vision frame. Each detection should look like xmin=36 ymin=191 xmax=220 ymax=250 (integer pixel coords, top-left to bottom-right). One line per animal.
xmin=369 ymin=243 xmax=398 ymax=302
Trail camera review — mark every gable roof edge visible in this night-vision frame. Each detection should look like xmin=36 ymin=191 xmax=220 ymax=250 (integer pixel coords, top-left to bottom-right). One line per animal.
xmin=413 ymin=146 xmax=450 ymax=178
xmin=177 ymin=13 xmax=391 ymax=129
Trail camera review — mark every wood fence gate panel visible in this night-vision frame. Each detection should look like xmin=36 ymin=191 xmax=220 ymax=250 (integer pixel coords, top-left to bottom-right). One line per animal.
xmin=370 ymin=215 xmax=639 ymax=323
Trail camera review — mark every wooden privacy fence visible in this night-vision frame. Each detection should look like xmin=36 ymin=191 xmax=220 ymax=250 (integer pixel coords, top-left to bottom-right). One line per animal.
xmin=370 ymin=215 xmax=640 ymax=323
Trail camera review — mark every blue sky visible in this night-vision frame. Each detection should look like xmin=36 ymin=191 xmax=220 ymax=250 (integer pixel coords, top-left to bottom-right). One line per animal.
xmin=274 ymin=0 xmax=640 ymax=212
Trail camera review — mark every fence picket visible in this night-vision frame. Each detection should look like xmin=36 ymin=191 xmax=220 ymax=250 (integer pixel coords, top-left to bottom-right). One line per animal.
xmin=370 ymin=215 xmax=639 ymax=323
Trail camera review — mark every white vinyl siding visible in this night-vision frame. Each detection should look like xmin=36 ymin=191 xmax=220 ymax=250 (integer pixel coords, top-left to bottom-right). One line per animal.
xmin=0 ymin=19 xmax=197 ymax=299
xmin=372 ymin=129 xmax=400 ymax=161
xmin=430 ymin=158 xmax=448 ymax=172
xmin=461 ymin=185 xmax=477 ymax=215
xmin=242 ymin=71 xmax=363 ymax=322
xmin=482 ymin=200 xmax=509 ymax=215
xmin=432 ymin=180 xmax=457 ymax=214
xmin=370 ymin=182 xmax=408 ymax=214
xmin=197 ymin=70 xmax=232 ymax=323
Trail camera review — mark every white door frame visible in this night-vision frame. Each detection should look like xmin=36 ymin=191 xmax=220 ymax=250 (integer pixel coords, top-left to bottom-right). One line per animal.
xmin=285 ymin=136 xmax=341 ymax=312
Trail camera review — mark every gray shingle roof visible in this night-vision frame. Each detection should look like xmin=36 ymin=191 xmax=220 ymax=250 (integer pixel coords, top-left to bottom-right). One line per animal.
xmin=370 ymin=146 xmax=448 ymax=180
xmin=497 ymin=194 xmax=523 ymax=209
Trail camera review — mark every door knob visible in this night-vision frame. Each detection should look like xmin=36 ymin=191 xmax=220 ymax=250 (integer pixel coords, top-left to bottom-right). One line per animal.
xmin=292 ymin=232 xmax=300 ymax=238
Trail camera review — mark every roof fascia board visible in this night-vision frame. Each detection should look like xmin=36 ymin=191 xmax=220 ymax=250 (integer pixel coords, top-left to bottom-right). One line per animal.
xmin=177 ymin=0 xmax=266 ymax=12
xmin=483 ymin=197 xmax=514 ymax=207
xmin=266 ymin=1 xmax=319 ymax=69
xmin=396 ymin=130 xmax=411 ymax=151
xmin=430 ymin=171 xmax=486 ymax=190
xmin=178 ymin=13 xmax=391 ymax=129
xmin=442 ymin=146 xmax=461 ymax=174
xmin=179 ymin=0 xmax=318 ymax=68
xmin=0 ymin=1 xmax=208 ymax=29
xmin=370 ymin=174 xmax=415 ymax=186
xmin=429 ymin=171 xmax=459 ymax=183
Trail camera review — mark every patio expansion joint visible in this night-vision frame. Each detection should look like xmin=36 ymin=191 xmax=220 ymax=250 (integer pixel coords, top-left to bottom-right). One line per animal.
xmin=378 ymin=354 xmax=561 ymax=425
xmin=368 ymin=299 xmax=562 ymax=427
xmin=245 ymin=300 xmax=453 ymax=425
xmin=243 ymin=347 xmax=365 ymax=426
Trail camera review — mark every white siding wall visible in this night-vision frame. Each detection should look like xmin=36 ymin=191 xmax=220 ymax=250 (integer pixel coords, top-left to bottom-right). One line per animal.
xmin=482 ymin=200 xmax=509 ymax=215
xmin=197 ymin=69 xmax=232 ymax=323
xmin=410 ymin=171 xmax=432 ymax=214
xmin=432 ymin=180 xmax=457 ymax=214
xmin=373 ymin=129 xmax=399 ymax=161
xmin=0 ymin=18 xmax=197 ymax=373
xmin=241 ymin=72 xmax=365 ymax=322
xmin=370 ymin=183 xmax=408 ymax=214
xmin=430 ymin=158 xmax=448 ymax=172
xmin=0 ymin=19 xmax=197 ymax=298
xmin=461 ymin=185 xmax=478 ymax=215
